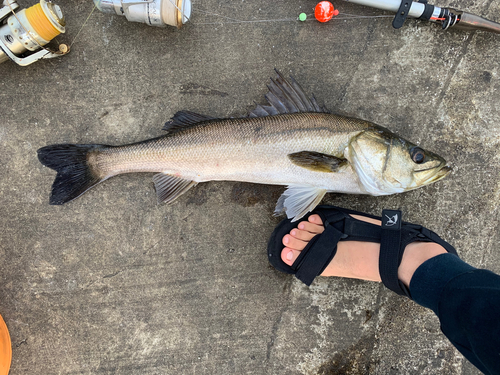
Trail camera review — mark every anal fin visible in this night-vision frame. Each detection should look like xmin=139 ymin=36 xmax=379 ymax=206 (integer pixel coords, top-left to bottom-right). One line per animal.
xmin=274 ymin=185 xmax=327 ymax=222
xmin=153 ymin=173 xmax=198 ymax=204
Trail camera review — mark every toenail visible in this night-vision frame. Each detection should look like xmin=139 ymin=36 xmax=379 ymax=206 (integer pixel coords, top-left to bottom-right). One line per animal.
xmin=291 ymin=229 xmax=296 ymax=236
xmin=298 ymin=223 xmax=304 ymax=229
xmin=284 ymin=236 xmax=289 ymax=244
xmin=286 ymin=251 xmax=293 ymax=261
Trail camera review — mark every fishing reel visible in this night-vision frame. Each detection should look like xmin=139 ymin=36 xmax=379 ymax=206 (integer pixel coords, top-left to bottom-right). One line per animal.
xmin=0 ymin=0 xmax=68 ymax=66
xmin=93 ymin=0 xmax=192 ymax=28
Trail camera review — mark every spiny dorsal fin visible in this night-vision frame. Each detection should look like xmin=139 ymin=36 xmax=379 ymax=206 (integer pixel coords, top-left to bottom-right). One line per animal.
xmin=248 ymin=69 xmax=329 ymax=118
xmin=288 ymin=151 xmax=348 ymax=173
xmin=153 ymin=173 xmax=198 ymax=204
xmin=163 ymin=111 xmax=217 ymax=133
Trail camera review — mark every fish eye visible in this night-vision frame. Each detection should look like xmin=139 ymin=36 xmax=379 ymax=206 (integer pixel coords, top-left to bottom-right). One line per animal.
xmin=410 ymin=147 xmax=425 ymax=164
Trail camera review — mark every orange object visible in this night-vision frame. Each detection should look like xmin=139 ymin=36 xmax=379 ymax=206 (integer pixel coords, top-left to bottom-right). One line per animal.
xmin=25 ymin=2 xmax=62 ymax=41
xmin=0 ymin=315 xmax=11 ymax=375
xmin=314 ymin=1 xmax=338 ymax=22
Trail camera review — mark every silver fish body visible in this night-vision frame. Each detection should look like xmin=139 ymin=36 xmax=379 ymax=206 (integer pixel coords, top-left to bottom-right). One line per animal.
xmin=38 ymin=72 xmax=450 ymax=221
xmin=95 ymin=113 xmax=365 ymax=190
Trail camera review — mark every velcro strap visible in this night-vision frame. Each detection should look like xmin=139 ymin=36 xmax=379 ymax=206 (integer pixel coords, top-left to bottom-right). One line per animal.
xmin=343 ymin=220 xmax=381 ymax=242
xmin=294 ymin=224 xmax=344 ymax=286
xmin=379 ymin=209 xmax=406 ymax=295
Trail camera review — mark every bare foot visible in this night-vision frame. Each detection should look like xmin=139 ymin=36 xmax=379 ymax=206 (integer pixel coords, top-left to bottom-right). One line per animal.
xmin=282 ymin=214 xmax=447 ymax=286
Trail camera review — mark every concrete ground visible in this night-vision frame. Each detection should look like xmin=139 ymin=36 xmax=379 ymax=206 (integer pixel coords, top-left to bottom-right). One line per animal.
xmin=1 ymin=0 xmax=499 ymax=373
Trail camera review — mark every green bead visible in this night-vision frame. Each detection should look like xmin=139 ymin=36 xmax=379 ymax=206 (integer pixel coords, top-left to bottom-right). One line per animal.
xmin=299 ymin=13 xmax=307 ymax=21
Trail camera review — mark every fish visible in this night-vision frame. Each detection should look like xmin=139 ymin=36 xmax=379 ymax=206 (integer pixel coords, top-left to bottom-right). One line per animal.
xmin=37 ymin=70 xmax=451 ymax=221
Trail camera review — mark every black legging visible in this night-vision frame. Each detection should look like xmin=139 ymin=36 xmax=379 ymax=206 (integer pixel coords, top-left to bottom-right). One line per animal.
xmin=410 ymin=253 xmax=500 ymax=374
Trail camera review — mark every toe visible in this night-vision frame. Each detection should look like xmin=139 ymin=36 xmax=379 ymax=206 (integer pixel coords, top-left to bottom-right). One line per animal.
xmin=283 ymin=234 xmax=309 ymax=251
xmin=308 ymin=214 xmax=324 ymax=225
xmin=279 ymin=215 xmax=326 ymax=268
xmin=281 ymin=247 xmax=301 ymax=266
xmin=295 ymin=221 xmax=324 ymax=236
xmin=290 ymin=227 xmax=319 ymax=242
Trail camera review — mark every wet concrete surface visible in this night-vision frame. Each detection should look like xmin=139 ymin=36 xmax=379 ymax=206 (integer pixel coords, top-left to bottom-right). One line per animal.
xmin=1 ymin=0 xmax=499 ymax=373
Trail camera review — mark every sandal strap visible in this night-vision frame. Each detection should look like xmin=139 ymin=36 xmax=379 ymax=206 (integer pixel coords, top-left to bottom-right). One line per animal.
xmin=291 ymin=209 xmax=383 ymax=286
xmin=379 ymin=209 xmax=410 ymax=297
xmin=319 ymin=209 xmax=381 ymax=243
xmin=292 ymin=222 xmax=346 ymax=286
xmin=419 ymin=227 xmax=458 ymax=256
xmin=343 ymin=219 xmax=381 ymax=242
xmin=378 ymin=210 xmax=459 ymax=297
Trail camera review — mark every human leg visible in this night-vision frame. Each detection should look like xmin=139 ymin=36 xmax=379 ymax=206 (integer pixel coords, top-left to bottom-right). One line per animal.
xmin=268 ymin=207 xmax=500 ymax=374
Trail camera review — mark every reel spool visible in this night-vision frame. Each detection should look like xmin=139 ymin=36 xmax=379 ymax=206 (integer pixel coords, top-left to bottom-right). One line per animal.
xmin=93 ymin=0 xmax=192 ymax=28
xmin=0 ymin=0 xmax=68 ymax=66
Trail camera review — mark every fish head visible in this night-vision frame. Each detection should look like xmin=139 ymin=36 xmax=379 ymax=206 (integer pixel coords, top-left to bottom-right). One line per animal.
xmin=347 ymin=127 xmax=451 ymax=195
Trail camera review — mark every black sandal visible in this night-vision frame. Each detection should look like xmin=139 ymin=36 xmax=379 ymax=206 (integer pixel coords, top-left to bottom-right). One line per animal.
xmin=267 ymin=205 xmax=458 ymax=297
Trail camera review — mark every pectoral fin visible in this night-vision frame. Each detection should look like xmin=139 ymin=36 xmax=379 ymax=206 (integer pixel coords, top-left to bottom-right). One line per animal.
xmin=153 ymin=173 xmax=198 ymax=204
xmin=274 ymin=185 xmax=327 ymax=222
xmin=288 ymin=151 xmax=348 ymax=173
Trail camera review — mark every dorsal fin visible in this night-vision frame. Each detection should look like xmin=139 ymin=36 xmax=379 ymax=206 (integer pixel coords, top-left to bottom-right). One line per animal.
xmin=248 ymin=69 xmax=329 ymax=118
xmin=163 ymin=111 xmax=217 ymax=133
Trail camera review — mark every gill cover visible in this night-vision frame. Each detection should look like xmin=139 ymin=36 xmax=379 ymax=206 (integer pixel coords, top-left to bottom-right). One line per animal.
xmin=347 ymin=128 xmax=450 ymax=195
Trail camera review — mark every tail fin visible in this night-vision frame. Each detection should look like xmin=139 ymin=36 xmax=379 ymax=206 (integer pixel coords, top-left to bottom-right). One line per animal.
xmin=37 ymin=144 xmax=105 ymax=205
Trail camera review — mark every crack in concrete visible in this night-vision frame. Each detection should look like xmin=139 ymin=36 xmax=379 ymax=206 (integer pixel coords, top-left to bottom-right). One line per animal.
xmin=265 ymin=278 xmax=293 ymax=365
xmin=102 ymin=270 xmax=121 ymax=279
xmin=435 ymin=35 xmax=473 ymax=112
xmin=15 ymin=338 xmax=27 ymax=348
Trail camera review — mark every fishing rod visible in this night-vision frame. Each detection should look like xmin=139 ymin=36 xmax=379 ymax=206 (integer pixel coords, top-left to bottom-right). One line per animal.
xmin=346 ymin=0 xmax=500 ymax=33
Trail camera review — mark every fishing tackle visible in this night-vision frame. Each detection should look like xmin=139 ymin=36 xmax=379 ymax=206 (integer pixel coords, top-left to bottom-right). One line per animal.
xmin=0 ymin=0 xmax=68 ymax=66
xmin=315 ymin=1 xmax=339 ymax=22
xmin=347 ymin=0 xmax=500 ymax=33
xmin=93 ymin=0 xmax=191 ymax=28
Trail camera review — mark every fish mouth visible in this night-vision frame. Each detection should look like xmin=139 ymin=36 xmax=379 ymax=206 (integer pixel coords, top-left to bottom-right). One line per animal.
xmin=438 ymin=165 xmax=452 ymax=177
xmin=433 ymin=165 xmax=452 ymax=181
xmin=416 ymin=164 xmax=452 ymax=184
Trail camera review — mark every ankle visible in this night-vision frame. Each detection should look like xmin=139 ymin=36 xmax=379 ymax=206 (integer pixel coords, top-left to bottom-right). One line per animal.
xmin=398 ymin=242 xmax=447 ymax=287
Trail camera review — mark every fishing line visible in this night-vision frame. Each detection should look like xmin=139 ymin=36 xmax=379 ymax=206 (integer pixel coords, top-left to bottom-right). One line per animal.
xmin=70 ymin=0 xmax=395 ymax=35
xmin=192 ymin=16 xmax=300 ymax=25
xmin=194 ymin=8 xmax=271 ymax=23
xmin=69 ymin=4 xmax=96 ymax=48
xmin=167 ymin=0 xmax=190 ymax=23
xmin=191 ymin=9 xmax=393 ymax=25
xmin=188 ymin=0 xmax=500 ymax=33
